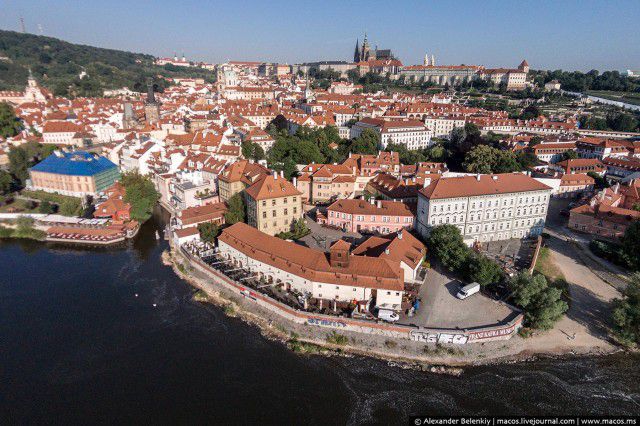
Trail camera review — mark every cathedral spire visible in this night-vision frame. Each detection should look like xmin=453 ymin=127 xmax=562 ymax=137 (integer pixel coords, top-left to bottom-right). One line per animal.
xmin=354 ymin=38 xmax=360 ymax=62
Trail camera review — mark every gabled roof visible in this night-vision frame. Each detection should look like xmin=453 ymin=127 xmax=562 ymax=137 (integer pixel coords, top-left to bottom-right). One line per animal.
xmin=244 ymin=174 xmax=302 ymax=201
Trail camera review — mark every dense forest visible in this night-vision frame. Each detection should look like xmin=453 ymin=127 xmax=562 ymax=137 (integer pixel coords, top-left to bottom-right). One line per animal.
xmin=0 ymin=30 xmax=215 ymax=97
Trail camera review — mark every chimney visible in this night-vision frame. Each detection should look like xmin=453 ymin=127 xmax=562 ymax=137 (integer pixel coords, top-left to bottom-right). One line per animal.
xmin=293 ymin=177 xmax=297 ymax=186
xmin=476 ymin=174 xmax=481 ymax=181
xmin=397 ymin=230 xmax=403 ymax=239
xmin=423 ymin=178 xmax=431 ymax=188
xmin=280 ymin=170 xmax=284 ymax=178
xmin=349 ymin=152 xmax=352 ymax=158
xmin=492 ymin=175 xmax=498 ymax=180
xmin=370 ymin=198 xmax=375 ymax=205
xmin=376 ymin=200 xmax=382 ymax=208
xmin=384 ymin=248 xmax=390 ymax=255
xmin=614 ymin=183 xmax=620 ymax=194
xmin=273 ymin=170 xmax=278 ymax=179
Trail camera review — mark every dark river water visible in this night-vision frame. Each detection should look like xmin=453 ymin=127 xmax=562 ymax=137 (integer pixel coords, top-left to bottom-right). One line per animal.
xmin=1 ymin=214 xmax=639 ymax=425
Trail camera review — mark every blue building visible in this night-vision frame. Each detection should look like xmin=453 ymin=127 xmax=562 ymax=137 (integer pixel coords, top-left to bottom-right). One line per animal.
xmin=29 ymin=151 xmax=121 ymax=197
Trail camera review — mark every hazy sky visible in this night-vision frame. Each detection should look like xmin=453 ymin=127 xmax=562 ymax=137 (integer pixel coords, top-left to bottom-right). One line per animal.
xmin=1 ymin=0 xmax=639 ymax=71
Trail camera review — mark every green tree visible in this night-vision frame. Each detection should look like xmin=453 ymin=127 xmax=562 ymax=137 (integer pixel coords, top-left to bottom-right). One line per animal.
xmin=38 ymin=200 xmax=55 ymax=214
xmin=611 ymin=273 xmax=640 ymax=347
xmin=291 ymin=217 xmax=310 ymax=238
xmin=242 ymin=142 xmax=265 ymax=161
xmin=121 ymin=172 xmax=159 ymax=222
xmin=0 ymin=102 xmax=23 ymax=138
xmin=509 ymin=273 xmax=568 ymax=330
xmin=348 ymin=128 xmax=379 ymax=155
xmin=560 ymin=150 xmax=578 ymax=161
xmin=426 ymin=224 xmax=469 ymax=270
xmin=463 ymin=145 xmax=498 ymax=174
xmin=0 ymin=170 xmax=13 ymax=194
xmin=224 ymin=193 xmax=245 ymax=225
xmin=58 ymin=197 xmax=82 ymax=216
xmin=197 ymin=222 xmax=220 ymax=244
xmin=466 ymin=252 xmax=504 ymax=286
xmin=622 ymin=221 xmax=640 ymax=271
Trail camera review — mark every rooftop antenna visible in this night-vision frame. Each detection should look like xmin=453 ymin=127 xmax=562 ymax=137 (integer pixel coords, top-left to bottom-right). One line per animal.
xmin=19 ymin=17 xmax=26 ymax=33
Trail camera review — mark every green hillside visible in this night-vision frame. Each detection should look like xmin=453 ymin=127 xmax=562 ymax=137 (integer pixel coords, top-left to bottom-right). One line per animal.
xmin=0 ymin=30 xmax=215 ymax=97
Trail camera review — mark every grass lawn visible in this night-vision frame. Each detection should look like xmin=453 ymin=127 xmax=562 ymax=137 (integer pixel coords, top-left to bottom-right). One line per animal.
xmin=0 ymin=198 xmax=39 ymax=213
xmin=534 ymin=246 xmax=565 ymax=281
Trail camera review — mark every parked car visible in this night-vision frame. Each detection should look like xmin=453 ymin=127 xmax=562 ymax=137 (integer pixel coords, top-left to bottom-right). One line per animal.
xmin=456 ymin=282 xmax=480 ymax=300
xmin=377 ymin=308 xmax=400 ymax=322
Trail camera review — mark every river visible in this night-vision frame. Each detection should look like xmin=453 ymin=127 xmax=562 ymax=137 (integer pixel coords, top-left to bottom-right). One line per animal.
xmin=1 ymin=214 xmax=639 ymax=425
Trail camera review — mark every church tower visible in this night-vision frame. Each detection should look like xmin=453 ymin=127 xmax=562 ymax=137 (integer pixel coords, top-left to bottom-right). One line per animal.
xmin=144 ymin=80 xmax=161 ymax=125
xmin=361 ymin=33 xmax=371 ymax=61
xmin=353 ymin=39 xmax=360 ymax=62
xmin=424 ymin=53 xmax=430 ymax=66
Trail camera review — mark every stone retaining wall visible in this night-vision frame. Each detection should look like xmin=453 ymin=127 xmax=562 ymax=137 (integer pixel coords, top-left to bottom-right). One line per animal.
xmin=181 ymin=247 xmax=524 ymax=344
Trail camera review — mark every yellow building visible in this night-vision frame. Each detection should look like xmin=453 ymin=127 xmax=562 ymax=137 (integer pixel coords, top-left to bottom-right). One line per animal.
xmin=244 ymin=171 xmax=303 ymax=235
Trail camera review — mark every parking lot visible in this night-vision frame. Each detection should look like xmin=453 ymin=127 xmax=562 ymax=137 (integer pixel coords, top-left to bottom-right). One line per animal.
xmin=399 ymin=267 xmax=518 ymax=329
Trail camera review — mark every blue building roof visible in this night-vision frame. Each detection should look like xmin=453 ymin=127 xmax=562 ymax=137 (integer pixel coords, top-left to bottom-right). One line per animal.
xmin=30 ymin=151 xmax=118 ymax=176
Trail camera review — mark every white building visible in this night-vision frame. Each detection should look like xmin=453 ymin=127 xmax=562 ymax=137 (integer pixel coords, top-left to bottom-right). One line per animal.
xmin=416 ymin=173 xmax=552 ymax=245
xmin=351 ymin=117 xmax=432 ymax=150
xmin=217 ymin=223 xmax=404 ymax=312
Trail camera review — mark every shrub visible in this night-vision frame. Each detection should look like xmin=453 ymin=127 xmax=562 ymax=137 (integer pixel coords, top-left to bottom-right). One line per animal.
xmin=326 ymin=331 xmax=348 ymax=345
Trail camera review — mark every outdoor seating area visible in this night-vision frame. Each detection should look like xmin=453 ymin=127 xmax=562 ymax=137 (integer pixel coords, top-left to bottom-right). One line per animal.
xmin=198 ymin=251 xmax=363 ymax=318
xmin=46 ymin=226 xmax=125 ymax=244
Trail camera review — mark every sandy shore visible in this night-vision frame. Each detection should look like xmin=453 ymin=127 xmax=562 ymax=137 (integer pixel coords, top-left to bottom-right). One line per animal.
xmin=164 ymin=249 xmax=624 ymax=370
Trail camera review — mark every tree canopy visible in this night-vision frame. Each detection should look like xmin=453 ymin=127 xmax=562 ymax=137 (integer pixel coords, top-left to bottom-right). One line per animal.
xmin=121 ymin=172 xmax=159 ymax=222
xmin=509 ymin=273 xmax=568 ymax=330
xmin=224 ymin=193 xmax=245 ymax=225
xmin=0 ymin=102 xmax=23 ymax=138
xmin=197 ymin=222 xmax=220 ymax=244
xmin=611 ymin=273 xmax=640 ymax=347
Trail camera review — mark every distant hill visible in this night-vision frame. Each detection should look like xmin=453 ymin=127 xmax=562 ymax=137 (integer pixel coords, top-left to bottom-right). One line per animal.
xmin=0 ymin=30 xmax=215 ymax=97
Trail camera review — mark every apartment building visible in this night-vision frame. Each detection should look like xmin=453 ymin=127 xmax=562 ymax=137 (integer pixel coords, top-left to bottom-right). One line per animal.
xmin=321 ymin=198 xmax=415 ymax=234
xmin=217 ymin=160 xmax=271 ymax=202
xmin=351 ymin=118 xmax=432 ymax=150
xmin=244 ymin=171 xmax=303 ymax=235
xmin=416 ymin=173 xmax=552 ymax=245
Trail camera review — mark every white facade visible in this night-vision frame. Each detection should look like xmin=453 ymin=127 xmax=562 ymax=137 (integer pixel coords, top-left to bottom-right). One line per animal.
xmin=218 ymin=240 xmax=403 ymax=311
xmin=416 ymin=180 xmax=551 ymax=244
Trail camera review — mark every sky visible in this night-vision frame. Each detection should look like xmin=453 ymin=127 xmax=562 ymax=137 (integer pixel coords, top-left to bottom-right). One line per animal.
xmin=1 ymin=0 xmax=639 ymax=71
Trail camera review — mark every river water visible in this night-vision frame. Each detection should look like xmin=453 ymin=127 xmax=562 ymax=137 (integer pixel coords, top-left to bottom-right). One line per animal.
xmin=1 ymin=215 xmax=639 ymax=425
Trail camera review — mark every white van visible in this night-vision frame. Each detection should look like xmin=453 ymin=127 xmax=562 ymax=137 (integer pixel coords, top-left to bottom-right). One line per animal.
xmin=456 ymin=282 xmax=480 ymax=300
xmin=377 ymin=308 xmax=400 ymax=322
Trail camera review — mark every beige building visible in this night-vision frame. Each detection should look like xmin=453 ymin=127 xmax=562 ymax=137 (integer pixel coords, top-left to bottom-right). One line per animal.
xmin=244 ymin=171 xmax=303 ymax=235
xmin=218 ymin=160 xmax=271 ymax=202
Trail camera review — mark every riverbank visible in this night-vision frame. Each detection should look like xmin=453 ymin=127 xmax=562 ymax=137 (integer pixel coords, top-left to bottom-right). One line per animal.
xmin=166 ymin=247 xmax=624 ymax=369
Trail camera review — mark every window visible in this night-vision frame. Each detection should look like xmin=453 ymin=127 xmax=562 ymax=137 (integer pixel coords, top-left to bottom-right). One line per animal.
xmin=262 ymin=200 xmax=266 ymax=207
xmin=284 ymin=208 xmax=288 ymax=215
xmin=293 ymin=207 xmax=297 ymax=214
xmin=262 ymin=211 xmax=266 ymax=219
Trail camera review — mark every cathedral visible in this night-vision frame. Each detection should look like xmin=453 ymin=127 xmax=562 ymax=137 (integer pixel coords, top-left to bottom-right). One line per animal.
xmin=353 ymin=34 xmax=395 ymax=63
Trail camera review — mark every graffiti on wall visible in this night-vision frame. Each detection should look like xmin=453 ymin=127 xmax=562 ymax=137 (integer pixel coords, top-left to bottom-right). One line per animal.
xmin=307 ymin=317 xmax=347 ymax=328
xmin=409 ymin=330 xmax=469 ymax=344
